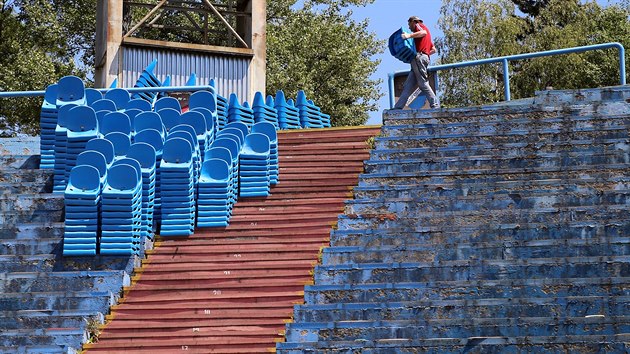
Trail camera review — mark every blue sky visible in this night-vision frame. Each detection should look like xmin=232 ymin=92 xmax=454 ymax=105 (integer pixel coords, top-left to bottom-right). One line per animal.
xmin=346 ymin=0 xmax=624 ymax=125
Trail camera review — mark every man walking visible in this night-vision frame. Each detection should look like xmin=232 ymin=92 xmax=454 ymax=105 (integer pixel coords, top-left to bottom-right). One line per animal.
xmin=393 ymin=16 xmax=439 ymax=109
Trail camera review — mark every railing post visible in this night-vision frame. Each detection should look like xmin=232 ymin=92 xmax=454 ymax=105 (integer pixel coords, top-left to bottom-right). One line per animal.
xmin=619 ymin=44 xmax=626 ymax=85
xmin=388 ymin=73 xmax=396 ymax=109
xmin=502 ymin=58 xmax=511 ymax=101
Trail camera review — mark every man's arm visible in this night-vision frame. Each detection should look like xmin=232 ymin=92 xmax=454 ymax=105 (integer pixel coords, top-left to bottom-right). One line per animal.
xmin=402 ymin=29 xmax=426 ymax=40
xmin=429 ymin=45 xmax=437 ymax=55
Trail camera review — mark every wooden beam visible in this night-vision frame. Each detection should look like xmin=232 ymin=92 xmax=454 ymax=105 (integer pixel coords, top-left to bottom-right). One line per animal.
xmin=124 ymin=0 xmax=168 ymax=38
xmin=123 ymin=36 xmax=254 ymax=57
xmin=201 ymin=0 xmax=249 ymax=48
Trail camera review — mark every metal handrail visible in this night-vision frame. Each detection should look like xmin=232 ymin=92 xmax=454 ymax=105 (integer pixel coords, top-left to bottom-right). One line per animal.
xmin=388 ymin=42 xmax=627 ymax=108
xmin=0 ymin=85 xmax=216 ymax=98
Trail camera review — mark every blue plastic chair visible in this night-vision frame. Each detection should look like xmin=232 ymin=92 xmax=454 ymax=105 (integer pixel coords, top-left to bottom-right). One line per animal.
xmin=65 ymin=165 xmax=101 ymax=198
xmin=105 ymin=88 xmax=131 ymax=110
xmin=241 ymin=133 xmax=270 ymax=161
xmin=191 ymin=107 xmax=216 ymax=138
xmin=103 ymin=163 xmax=141 ymax=196
xmin=126 ymin=98 xmax=152 ymax=112
xmin=217 ymin=128 xmax=244 ymax=147
xmin=189 ymin=90 xmax=217 ymax=112
xmin=105 ymin=132 xmax=132 ymax=158
xmin=251 ymin=122 xmax=277 ymax=144
xmin=85 ymin=88 xmax=103 ymax=106
xmin=134 ymin=129 xmax=165 ymax=156
xmin=127 ymin=143 xmax=157 ymax=171
xmin=134 ymin=111 xmax=165 ymax=137
xmin=186 ymin=73 xmax=197 ymax=86
xmin=158 ymin=108 xmax=181 ymax=132
xmin=112 ymin=158 xmax=142 ymax=184
xmin=181 ymin=111 xmax=207 ymax=137
xmin=225 ymin=121 xmax=249 ymax=138
xmin=161 ymin=137 xmax=193 ymax=167
xmin=154 ymin=97 xmax=181 ymax=112
xmin=170 ymin=125 xmax=199 ymax=150
xmin=56 ymin=76 xmax=86 ymax=106
xmin=86 ymin=138 xmax=115 ymax=166
xmin=65 ymin=106 xmax=99 ymax=138
xmin=76 ymin=150 xmax=108 ymax=183
xmin=205 ymin=146 xmax=233 ymax=165
xmin=91 ymin=98 xmax=117 ymax=113
xmin=101 ymin=112 xmax=132 ymax=136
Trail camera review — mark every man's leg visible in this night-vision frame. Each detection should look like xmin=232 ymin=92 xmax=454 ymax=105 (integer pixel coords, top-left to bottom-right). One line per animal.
xmin=393 ymin=70 xmax=417 ymax=109
xmin=411 ymin=53 xmax=439 ymax=108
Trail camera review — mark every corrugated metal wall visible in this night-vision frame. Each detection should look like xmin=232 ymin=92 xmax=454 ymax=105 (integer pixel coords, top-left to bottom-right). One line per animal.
xmin=121 ymin=45 xmax=252 ymax=101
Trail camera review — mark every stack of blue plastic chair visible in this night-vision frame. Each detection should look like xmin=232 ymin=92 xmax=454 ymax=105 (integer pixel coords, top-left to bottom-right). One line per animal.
xmin=170 ymin=125 xmax=201 ymax=188
xmin=39 ymin=84 xmax=59 ymax=169
xmin=160 ymin=137 xmax=196 ymax=236
xmin=296 ymin=90 xmax=324 ymax=128
xmin=252 ymin=122 xmax=278 ymax=185
xmin=252 ymin=92 xmax=279 ymax=129
xmin=157 ymin=108 xmax=181 ymax=133
xmin=239 ymin=133 xmax=271 ymax=197
xmin=127 ymin=143 xmax=157 ymax=241
xmin=132 ymin=59 xmax=162 ymax=103
xmin=134 ymin=129 xmax=164 ymax=232
xmin=158 ymin=75 xmax=172 ymax=99
xmin=216 ymin=93 xmax=229 ymax=129
xmin=320 ymin=112 xmax=332 ymax=127
xmin=101 ymin=162 xmax=142 ymax=255
xmin=275 ymin=90 xmax=300 ymax=130
xmin=196 ymin=158 xmax=232 ymax=228
xmin=181 ymin=111 xmax=208 ymax=161
xmin=389 ymin=26 xmax=417 ymax=64
xmin=63 ymin=165 xmax=102 ymax=256
xmin=227 ymin=93 xmax=254 ymax=128
xmin=211 ymin=137 xmax=240 ymax=203
xmin=65 ymin=106 xmax=100 ymax=184
xmin=189 ymin=90 xmax=219 ymax=141
xmin=53 ymin=105 xmax=75 ymax=193
xmin=154 ymin=96 xmax=181 ymax=113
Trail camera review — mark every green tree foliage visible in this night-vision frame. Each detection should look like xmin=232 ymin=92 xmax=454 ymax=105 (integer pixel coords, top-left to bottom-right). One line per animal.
xmin=266 ymin=0 xmax=383 ymax=127
xmin=436 ymin=0 xmax=630 ymax=108
xmin=0 ymin=0 xmax=95 ymax=135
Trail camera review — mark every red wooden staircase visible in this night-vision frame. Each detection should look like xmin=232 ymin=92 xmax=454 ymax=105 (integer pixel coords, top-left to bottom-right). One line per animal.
xmin=84 ymin=126 xmax=381 ymax=353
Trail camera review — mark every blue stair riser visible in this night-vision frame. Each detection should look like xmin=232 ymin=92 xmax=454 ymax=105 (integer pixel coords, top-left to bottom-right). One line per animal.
xmin=0 ymin=312 xmax=103 ymax=330
xmin=330 ymin=222 xmax=630 ymax=247
xmin=336 ymin=208 xmax=630 ymax=231
xmin=293 ymin=296 xmax=630 ymax=322
xmin=371 ymin=140 xmax=630 ymax=162
xmin=0 ymin=329 xmax=86 ymax=348
xmin=1 ymin=271 xmax=128 ymax=293
xmin=303 ymin=278 xmax=630 ymax=304
xmin=374 ymin=129 xmax=630 ymax=150
xmin=363 ymin=153 xmax=630 ymax=175
xmin=345 ymin=192 xmax=630 ymax=215
xmin=0 ymin=292 xmax=114 ymax=312
xmin=276 ymin=337 xmax=630 ymax=354
xmin=314 ymin=258 xmax=630 ymax=284
xmin=284 ymin=318 xmax=630 ymax=343
xmin=0 ymin=223 xmax=65 ymax=240
xmin=0 ymin=255 xmax=56 ymax=273
xmin=351 ymin=178 xmax=630 ymax=200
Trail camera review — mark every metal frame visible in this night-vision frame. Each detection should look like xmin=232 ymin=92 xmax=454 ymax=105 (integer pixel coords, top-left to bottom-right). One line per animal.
xmin=388 ymin=42 xmax=627 ymax=108
xmin=0 ymin=85 xmax=217 ymax=99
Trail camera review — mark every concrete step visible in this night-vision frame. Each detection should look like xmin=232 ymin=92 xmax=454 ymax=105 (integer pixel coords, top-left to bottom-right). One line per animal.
xmin=314 ymin=257 xmax=630 ymax=284
xmin=330 ymin=220 xmax=630 ymax=248
xmin=363 ymin=152 xmax=629 ymax=175
xmin=0 ymin=254 xmax=55 ymax=273
xmin=375 ymin=128 xmax=629 ymax=150
xmin=0 ymin=180 xmax=53 ymax=196
xmin=0 ymin=328 xmax=86 ymax=349
xmin=0 ymin=168 xmax=52 ymax=184
xmin=0 ymin=291 xmax=115 ymax=312
xmin=379 ymin=113 xmax=630 ymax=140
xmin=303 ymin=277 xmax=630 ymax=304
xmin=321 ymin=240 xmax=630 ymax=264
xmin=0 ymin=344 xmax=73 ymax=354
xmin=284 ymin=316 xmax=630 ymax=343
xmin=293 ymin=295 xmax=630 ymax=322
xmin=0 ymin=271 xmax=129 ymax=293
xmin=276 ymin=335 xmax=630 ymax=353
xmin=346 ymin=190 xmax=630 ymax=216
xmin=0 ymin=222 xmax=65 ymax=241
xmin=0 ymin=238 xmax=60 ymax=256
xmin=0 ymin=194 xmax=64 ymax=225
xmin=359 ymin=167 xmax=628 ymax=187
xmin=0 ymin=154 xmax=40 ymax=170
xmin=0 ymin=310 xmax=104 ymax=331
xmin=352 ymin=176 xmax=630 ymax=200
xmin=336 ymin=206 xmax=630 ymax=231
xmin=371 ymin=139 xmax=630 ymax=163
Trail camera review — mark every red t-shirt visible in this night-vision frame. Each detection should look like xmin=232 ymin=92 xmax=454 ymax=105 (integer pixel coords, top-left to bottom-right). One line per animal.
xmin=414 ymin=23 xmax=433 ymax=57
